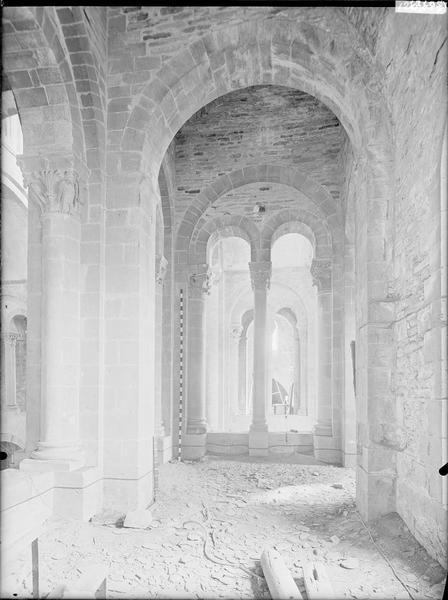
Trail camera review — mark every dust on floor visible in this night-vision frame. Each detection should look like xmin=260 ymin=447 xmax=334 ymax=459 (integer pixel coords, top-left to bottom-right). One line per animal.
xmin=2 ymin=456 xmax=446 ymax=599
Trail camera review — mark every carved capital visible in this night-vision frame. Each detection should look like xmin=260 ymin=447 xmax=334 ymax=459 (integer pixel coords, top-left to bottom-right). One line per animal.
xmin=188 ymin=264 xmax=212 ymax=297
xmin=249 ymin=261 xmax=271 ymax=291
xmin=24 ymin=168 xmax=81 ymax=216
xmin=310 ymin=259 xmax=332 ymax=292
xmin=230 ymin=324 xmax=244 ymax=339
xmin=3 ymin=332 xmax=20 ymax=347
xmin=155 ymin=255 xmax=168 ymax=286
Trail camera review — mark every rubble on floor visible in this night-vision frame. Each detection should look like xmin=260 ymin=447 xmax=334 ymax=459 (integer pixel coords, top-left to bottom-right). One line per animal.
xmin=2 ymin=456 xmax=446 ymax=599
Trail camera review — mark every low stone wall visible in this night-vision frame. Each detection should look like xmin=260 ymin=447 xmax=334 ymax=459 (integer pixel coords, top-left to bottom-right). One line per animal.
xmin=206 ymin=432 xmax=313 ymax=456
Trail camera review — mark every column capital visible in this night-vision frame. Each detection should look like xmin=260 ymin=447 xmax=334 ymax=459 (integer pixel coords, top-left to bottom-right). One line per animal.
xmin=3 ymin=332 xmax=21 ymax=346
xmin=155 ymin=255 xmax=168 ymax=286
xmin=22 ymin=168 xmax=83 ymax=217
xmin=311 ymin=259 xmax=332 ymax=292
xmin=249 ymin=261 xmax=272 ymax=291
xmin=188 ymin=264 xmax=212 ymax=297
xmin=230 ymin=324 xmax=244 ymax=339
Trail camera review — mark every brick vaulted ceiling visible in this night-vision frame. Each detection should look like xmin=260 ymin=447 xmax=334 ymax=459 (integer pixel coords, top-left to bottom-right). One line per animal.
xmin=173 ymin=85 xmax=347 ymax=227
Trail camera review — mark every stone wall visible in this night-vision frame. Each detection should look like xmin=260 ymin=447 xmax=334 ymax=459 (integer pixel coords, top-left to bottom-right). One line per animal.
xmin=173 ymin=85 xmax=345 ymax=223
xmin=340 ymin=12 xmax=447 ymax=565
xmin=1 ymin=6 xmax=446 ymax=562
xmin=375 ymin=13 xmax=447 ymax=566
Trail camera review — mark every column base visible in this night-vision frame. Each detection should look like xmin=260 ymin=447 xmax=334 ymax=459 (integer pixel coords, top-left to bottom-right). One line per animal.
xmin=343 ymin=452 xmax=357 ymax=468
xmin=314 ymin=422 xmax=332 ymax=437
xmin=156 ymin=434 xmax=173 ymax=464
xmin=54 ymin=467 xmax=103 ymax=521
xmin=356 ymin=463 xmax=396 ymax=521
xmin=249 ymin=430 xmax=269 ymax=456
xmin=182 ymin=433 xmax=206 ymax=460
xmin=20 ymin=457 xmax=85 ymax=472
xmin=23 ymin=441 xmax=86 ymax=471
xmin=313 ymin=433 xmax=342 ymax=464
xmin=102 ymin=470 xmax=154 ymax=513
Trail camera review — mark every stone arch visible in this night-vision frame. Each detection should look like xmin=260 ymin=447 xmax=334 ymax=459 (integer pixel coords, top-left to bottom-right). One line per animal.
xmin=0 ymin=434 xmax=25 ymax=451
xmin=2 ymin=7 xmax=86 ymax=172
xmin=120 ymin=13 xmax=391 ymax=175
xmin=277 ymin=306 xmax=298 ymax=328
xmin=54 ymin=7 xmax=107 ymax=182
xmin=158 ymin=163 xmax=174 ymax=234
xmin=3 ymin=299 xmax=27 ymax=331
xmin=241 ymin=309 xmax=254 ymax=336
xmin=271 ymin=222 xmax=316 ymax=251
xmin=191 ymin=215 xmax=259 ymax=264
xmin=176 ymin=164 xmax=338 ymax=260
xmin=274 ymin=307 xmax=302 ymax=415
xmin=261 ymin=208 xmax=332 ymax=261
xmin=240 ymin=304 xmax=303 ymax=333
xmin=155 ymin=204 xmax=164 ymax=257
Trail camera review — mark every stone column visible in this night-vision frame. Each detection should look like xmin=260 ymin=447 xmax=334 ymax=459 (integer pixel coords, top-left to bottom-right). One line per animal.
xmin=21 ymin=168 xmax=84 ymax=471
xmin=205 ymin=276 xmax=220 ymax=432
xmin=154 ymin=255 xmax=168 ymax=460
xmin=4 ymin=333 xmax=19 ymax=407
xmin=248 ymin=261 xmax=271 ymax=455
xmin=184 ymin=263 xmax=211 ymax=459
xmin=238 ymin=331 xmax=247 ymax=414
xmin=267 ymin=317 xmax=275 ymax=417
xmin=154 ymin=255 xmax=167 ymax=435
xmin=229 ymin=325 xmax=243 ymax=427
xmin=294 ymin=331 xmax=302 ymax=415
xmin=311 ymin=259 xmax=335 ymax=460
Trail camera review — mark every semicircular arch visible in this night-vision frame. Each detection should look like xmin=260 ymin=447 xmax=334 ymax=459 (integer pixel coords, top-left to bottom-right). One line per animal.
xmin=121 ymin=12 xmax=391 ymax=177
xmin=191 ymin=214 xmax=260 ymax=264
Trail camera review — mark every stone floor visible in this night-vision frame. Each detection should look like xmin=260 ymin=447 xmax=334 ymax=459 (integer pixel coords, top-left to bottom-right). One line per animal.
xmin=2 ymin=455 xmax=446 ymax=599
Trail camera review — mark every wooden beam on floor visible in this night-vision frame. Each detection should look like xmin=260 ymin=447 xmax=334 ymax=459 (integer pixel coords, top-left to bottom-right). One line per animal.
xmin=302 ymin=561 xmax=335 ymax=600
xmin=261 ymin=547 xmax=304 ymax=600
xmin=31 ymin=538 xmax=39 ymax=599
xmin=47 ymin=563 xmax=107 ymax=599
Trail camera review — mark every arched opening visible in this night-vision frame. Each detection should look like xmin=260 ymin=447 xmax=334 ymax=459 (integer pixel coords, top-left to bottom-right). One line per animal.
xmin=1 ymin=94 xmax=28 ymax=467
xmin=205 ymin=234 xmax=251 ymax=433
xmin=1 ymin=7 xmax=447 ymax=598
xmin=269 ymin=234 xmax=317 ymax=432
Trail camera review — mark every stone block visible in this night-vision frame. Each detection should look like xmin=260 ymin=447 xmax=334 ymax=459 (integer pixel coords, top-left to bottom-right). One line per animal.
xmin=7 ymin=69 xmax=33 ymax=89
xmin=182 ymin=433 xmax=207 ymax=460
xmin=1 ymin=470 xmax=53 ymax=563
xmin=54 ymin=467 xmax=103 ymax=521
xmin=103 ymin=471 xmax=154 ymax=512
xmin=157 ymin=434 xmax=173 ymax=463
xmin=15 ymin=86 xmax=48 ymax=108
xmin=20 ymin=457 xmax=85 ymax=472
xmin=249 ymin=430 xmax=269 ymax=456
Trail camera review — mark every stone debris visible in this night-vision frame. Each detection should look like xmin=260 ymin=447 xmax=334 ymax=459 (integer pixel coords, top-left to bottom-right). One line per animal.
xmin=340 ymin=557 xmax=359 ymax=569
xmin=123 ymin=509 xmax=153 ymax=529
xmin=2 ymin=458 xmax=445 ymax=599
xmin=90 ymin=510 xmax=125 ymax=527
xmin=330 ymin=535 xmax=341 ymax=545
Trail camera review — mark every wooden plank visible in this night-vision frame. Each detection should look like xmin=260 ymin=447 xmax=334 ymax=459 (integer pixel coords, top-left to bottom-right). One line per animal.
xmin=261 ymin=547 xmax=304 ymax=600
xmin=46 ymin=584 xmax=67 ymax=598
xmin=31 ymin=538 xmax=39 ymax=600
xmin=302 ymin=561 xmax=335 ymax=600
xmin=64 ymin=563 xmax=107 ymax=599
xmin=47 ymin=563 xmax=107 ymax=599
